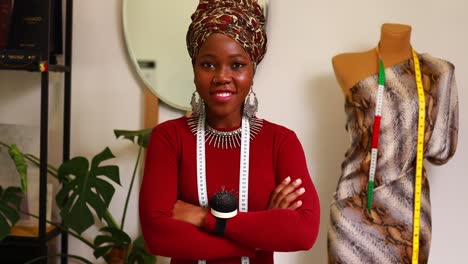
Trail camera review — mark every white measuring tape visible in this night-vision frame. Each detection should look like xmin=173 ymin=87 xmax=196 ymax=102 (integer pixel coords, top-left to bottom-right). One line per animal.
xmin=197 ymin=112 xmax=250 ymax=264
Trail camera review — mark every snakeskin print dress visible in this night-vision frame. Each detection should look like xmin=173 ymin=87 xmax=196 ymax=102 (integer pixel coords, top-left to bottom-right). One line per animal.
xmin=328 ymin=54 xmax=458 ymax=264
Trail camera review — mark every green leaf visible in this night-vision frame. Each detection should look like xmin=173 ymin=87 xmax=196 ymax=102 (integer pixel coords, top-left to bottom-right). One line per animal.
xmin=114 ymin=128 xmax=153 ymax=148
xmin=0 ymin=187 xmax=23 ymax=241
xmin=8 ymin=144 xmax=28 ymax=193
xmin=56 ymin=147 xmax=120 ymax=234
xmin=126 ymin=236 xmax=157 ymax=264
xmin=93 ymin=226 xmax=131 ymax=259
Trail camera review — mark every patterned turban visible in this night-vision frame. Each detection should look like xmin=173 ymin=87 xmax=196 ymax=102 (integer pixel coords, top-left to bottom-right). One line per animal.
xmin=186 ymin=0 xmax=267 ymax=66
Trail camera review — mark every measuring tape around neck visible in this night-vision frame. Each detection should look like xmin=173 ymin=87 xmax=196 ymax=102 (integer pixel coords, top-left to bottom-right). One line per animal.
xmin=366 ymin=49 xmax=425 ymax=263
xmin=196 ymin=112 xmax=251 ymax=264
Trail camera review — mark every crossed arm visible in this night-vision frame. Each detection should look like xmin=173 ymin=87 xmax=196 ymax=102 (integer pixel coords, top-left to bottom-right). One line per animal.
xmin=139 ymin=125 xmax=320 ymax=259
xmin=173 ymin=176 xmax=306 ymax=226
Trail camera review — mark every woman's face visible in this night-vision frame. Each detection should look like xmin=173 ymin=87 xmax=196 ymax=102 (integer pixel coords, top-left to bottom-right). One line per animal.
xmin=194 ymin=33 xmax=254 ymax=122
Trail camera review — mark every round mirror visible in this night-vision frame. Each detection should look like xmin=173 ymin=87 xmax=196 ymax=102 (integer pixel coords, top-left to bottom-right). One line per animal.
xmin=123 ymin=0 xmax=268 ymax=111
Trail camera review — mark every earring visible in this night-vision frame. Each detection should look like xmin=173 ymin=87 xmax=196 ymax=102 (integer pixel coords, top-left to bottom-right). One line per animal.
xmin=190 ymin=91 xmax=204 ymax=117
xmin=243 ymin=88 xmax=258 ymax=119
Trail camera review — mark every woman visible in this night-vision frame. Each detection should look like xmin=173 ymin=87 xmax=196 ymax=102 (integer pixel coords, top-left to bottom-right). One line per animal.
xmin=139 ymin=1 xmax=320 ymax=263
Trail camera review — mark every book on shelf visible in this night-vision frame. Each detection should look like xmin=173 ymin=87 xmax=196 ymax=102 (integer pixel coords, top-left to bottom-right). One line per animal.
xmin=0 ymin=0 xmax=14 ymax=50
xmin=7 ymin=0 xmax=63 ymax=55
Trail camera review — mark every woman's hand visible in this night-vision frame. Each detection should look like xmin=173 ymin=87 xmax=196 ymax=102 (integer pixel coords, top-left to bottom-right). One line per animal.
xmin=172 ymin=200 xmax=208 ymax=227
xmin=268 ymin=176 xmax=305 ymax=210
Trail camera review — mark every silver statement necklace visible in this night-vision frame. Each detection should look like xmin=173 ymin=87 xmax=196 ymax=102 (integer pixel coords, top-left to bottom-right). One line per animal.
xmin=188 ymin=116 xmax=262 ymax=149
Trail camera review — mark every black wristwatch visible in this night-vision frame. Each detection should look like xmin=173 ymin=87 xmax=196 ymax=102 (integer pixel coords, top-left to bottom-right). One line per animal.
xmin=210 ymin=191 xmax=238 ymax=236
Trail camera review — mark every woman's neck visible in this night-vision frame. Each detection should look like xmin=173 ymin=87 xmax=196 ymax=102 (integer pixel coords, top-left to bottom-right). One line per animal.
xmin=378 ymin=23 xmax=412 ymax=61
xmin=205 ymin=111 xmax=242 ymax=129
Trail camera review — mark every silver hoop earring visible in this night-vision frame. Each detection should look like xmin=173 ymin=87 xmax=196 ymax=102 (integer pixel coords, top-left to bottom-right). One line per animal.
xmin=243 ymin=88 xmax=258 ymax=119
xmin=190 ymin=91 xmax=204 ymax=117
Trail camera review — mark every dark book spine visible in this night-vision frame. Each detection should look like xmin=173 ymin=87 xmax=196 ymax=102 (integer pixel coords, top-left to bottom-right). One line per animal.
xmin=7 ymin=0 xmax=43 ymax=50
xmin=0 ymin=0 xmax=13 ymax=49
xmin=7 ymin=0 xmax=63 ymax=55
xmin=51 ymin=0 xmax=63 ymax=55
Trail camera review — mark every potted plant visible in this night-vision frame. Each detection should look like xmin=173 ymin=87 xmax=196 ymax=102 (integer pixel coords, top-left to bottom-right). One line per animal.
xmin=0 ymin=128 xmax=156 ymax=264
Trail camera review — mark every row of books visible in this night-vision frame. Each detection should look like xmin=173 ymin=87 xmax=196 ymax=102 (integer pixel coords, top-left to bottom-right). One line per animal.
xmin=0 ymin=0 xmax=63 ymax=55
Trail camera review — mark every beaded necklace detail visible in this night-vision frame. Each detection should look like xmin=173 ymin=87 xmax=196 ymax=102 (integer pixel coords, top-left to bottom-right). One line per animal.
xmin=187 ymin=116 xmax=263 ymax=149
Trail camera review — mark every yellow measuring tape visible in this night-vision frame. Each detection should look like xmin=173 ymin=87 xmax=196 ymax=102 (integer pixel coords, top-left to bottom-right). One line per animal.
xmin=412 ymin=49 xmax=425 ymax=264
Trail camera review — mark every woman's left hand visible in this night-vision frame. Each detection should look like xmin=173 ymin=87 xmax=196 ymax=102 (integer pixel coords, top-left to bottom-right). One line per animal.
xmin=268 ymin=176 xmax=305 ymax=210
xmin=172 ymin=200 xmax=208 ymax=227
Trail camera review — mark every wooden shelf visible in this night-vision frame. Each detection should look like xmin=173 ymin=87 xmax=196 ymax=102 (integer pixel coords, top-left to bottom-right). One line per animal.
xmin=10 ymin=225 xmax=56 ymax=238
xmin=1 ymin=225 xmax=61 ymax=248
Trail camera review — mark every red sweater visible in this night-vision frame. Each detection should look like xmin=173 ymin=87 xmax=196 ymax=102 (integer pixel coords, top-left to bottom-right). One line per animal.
xmin=139 ymin=117 xmax=320 ymax=263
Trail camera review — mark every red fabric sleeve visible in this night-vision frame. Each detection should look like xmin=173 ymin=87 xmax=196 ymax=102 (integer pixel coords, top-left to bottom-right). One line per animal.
xmin=139 ymin=122 xmax=256 ymax=260
xmin=204 ymin=132 xmax=320 ymax=252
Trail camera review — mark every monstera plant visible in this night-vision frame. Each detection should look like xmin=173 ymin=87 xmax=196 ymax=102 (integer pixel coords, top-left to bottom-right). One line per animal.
xmin=0 ymin=128 xmax=156 ymax=264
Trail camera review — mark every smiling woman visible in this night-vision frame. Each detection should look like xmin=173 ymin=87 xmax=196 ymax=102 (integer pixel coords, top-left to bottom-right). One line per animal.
xmin=138 ymin=1 xmax=320 ymax=263
xmin=123 ymin=0 xmax=268 ymax=111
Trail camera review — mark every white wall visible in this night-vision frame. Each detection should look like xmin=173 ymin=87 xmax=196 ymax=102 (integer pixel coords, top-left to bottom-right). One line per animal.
xmin=1 ymin=0 xmax=467 ymax=263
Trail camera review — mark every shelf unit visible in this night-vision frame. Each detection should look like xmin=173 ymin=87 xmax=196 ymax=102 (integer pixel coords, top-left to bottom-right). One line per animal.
xmin=0 ymin=0 xmax=73 ymax=263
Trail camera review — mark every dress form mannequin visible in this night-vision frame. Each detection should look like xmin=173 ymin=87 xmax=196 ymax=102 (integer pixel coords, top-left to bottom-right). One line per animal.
xmin=332 ymin=23 xmax=413 ymax=96
xmin=327 ymin=23 xmax=458 ymax=264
